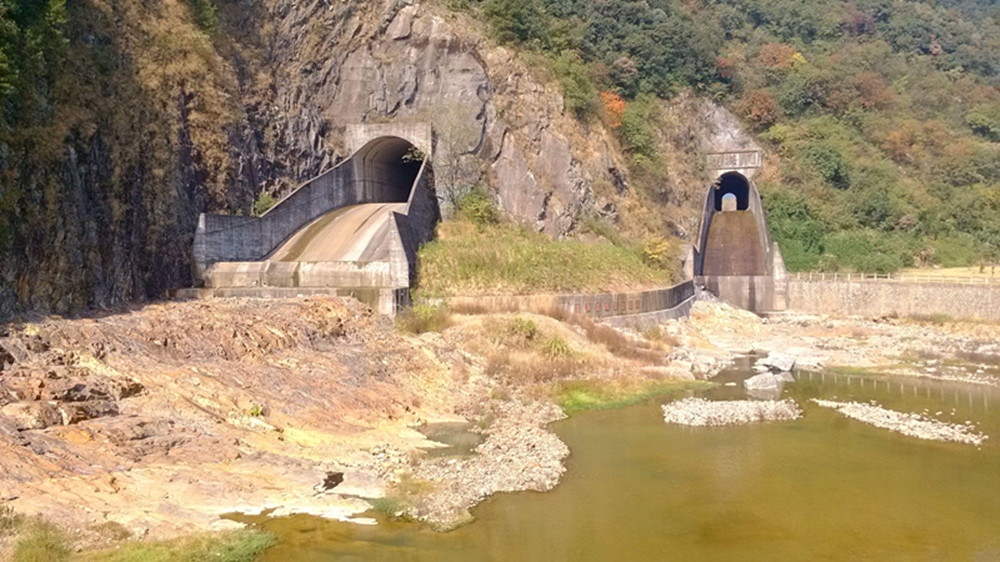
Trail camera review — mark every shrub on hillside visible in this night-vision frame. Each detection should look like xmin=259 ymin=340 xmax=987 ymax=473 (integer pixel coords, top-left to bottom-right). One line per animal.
xmin=455 ymin=189 xmax=500 ymax=226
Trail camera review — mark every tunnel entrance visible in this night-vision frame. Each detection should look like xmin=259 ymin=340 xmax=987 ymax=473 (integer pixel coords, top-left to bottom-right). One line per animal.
xmin=713 ymin=172 xmax=750 ymax=211
xmin=699 ymin=171 xmax=766 ymax=276
xmin=353 ymin=136 xmax=425 ymax=203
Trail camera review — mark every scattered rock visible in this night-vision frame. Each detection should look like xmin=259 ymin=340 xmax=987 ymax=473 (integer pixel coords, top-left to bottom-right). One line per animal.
xmin=315 ymin=471 xmax=344 ymax=493
xmin=662 ymin=398 xmax=802 ymax=426
xmin=1 ymin=401 xmax=63 ymax=430
xmin=811 ymin=399 xmax=988 ymax=446
xmin=743 ymin=373 xmax=784 ymax=391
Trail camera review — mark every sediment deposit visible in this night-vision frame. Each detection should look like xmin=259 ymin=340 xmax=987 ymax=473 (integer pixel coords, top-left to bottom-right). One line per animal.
xmin=662 ymin=398 xmax=803 ymax=426
xmin=811 ymin=399 xmax=988 ymax=446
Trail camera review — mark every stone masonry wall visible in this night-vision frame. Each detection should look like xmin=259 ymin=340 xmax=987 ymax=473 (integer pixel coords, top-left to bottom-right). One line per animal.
xmin=787 ymin=279 xmax=1000 ymax=321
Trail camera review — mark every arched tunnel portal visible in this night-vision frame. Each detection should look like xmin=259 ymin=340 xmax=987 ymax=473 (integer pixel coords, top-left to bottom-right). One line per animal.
xmin=191 ymin=127 xmax=440 ymax=314
xmin=351 ymin=136 xmax=426 ymax=204
xmin=265 ymin=135 xmax=436 ymax=263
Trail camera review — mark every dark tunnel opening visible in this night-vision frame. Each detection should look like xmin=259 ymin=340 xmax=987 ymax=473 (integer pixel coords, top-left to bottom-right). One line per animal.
xmin=354 ymin=136 xmax=427 ymax=202
xmin=713 ymin=172 xmax=750 ymax=211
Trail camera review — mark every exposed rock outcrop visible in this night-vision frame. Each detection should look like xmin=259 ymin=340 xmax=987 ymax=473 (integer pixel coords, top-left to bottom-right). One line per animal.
xmin=1 ymin=0 xmax=728 ymax=318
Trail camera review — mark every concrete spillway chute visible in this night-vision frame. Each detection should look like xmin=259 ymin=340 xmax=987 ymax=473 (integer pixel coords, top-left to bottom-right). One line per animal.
xmin=187 ymin=124 xmax=439 ymax=314
xmin=694 ymin=154 xmax=787 ymax=313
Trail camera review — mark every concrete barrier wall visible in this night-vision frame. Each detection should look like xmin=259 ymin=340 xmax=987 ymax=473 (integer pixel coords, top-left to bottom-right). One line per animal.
xmin=787 ymin=279 xmax=1000 ymax=321
xmin=441 ymin=281 xmax=696 ymax=324
xmin=698 ymin=275 xmax=775 ymax=312
xmin=193 ymin=160 xmax=362 ymax=276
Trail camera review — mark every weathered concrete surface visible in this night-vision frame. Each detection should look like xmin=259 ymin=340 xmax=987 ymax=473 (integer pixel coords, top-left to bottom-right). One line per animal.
xmin=441 ymin=281 xmax=696 ymax=324
xmin=193 ymin=138 xmax=434 ymax=277
xmin=701 ymin=211 xmax=766 ymax=276
xmin=787 ymin=279 xmax=1000 ymax=321
xmin=698 ymin=274 xmax=776 ymax=313
xmin=268 ymin=203 xmax=407 ymax=263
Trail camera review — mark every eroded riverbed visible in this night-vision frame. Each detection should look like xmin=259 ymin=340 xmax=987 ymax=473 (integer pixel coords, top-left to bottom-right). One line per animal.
xmin=248 ymin=361 xmax=1000 ymax=560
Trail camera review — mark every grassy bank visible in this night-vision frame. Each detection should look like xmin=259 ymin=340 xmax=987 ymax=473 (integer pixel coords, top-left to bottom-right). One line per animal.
xmin=0 ymin=507 xmax=274 ymax=562
xmin=416 ymin=219 xmax=678 ymax=296
xmin=78 ymin=529 xmax=275 ymax=562
xmin=553 ymin=379 xmax=714 ymax=413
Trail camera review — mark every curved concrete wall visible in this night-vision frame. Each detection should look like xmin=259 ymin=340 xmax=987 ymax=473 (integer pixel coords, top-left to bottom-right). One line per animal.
xmin=441 ymin=281 xmax=697 ymax=327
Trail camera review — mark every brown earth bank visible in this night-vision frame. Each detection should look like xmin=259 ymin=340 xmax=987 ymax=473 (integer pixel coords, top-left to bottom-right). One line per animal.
xmin=1 ymin=296 xmax=1000 ymax=555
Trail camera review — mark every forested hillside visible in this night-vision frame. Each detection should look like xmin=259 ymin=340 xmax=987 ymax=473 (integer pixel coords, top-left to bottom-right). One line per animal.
xmin=0 ymin=0 xmax=998 ymax=317
xmin=464 ymin=0 xmax=1000 ymax=272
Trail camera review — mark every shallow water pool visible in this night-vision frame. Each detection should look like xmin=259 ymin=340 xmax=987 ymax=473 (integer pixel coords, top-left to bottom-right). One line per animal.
xmin=251 ymin=360 xmax=1000 ymax=560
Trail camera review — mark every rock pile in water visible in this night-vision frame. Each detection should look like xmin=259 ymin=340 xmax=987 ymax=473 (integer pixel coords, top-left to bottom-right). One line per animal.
xmin=811 ymin=399 xmax=988 ymax=446
xmin=662 ymin=398 xmax=803 ymax=427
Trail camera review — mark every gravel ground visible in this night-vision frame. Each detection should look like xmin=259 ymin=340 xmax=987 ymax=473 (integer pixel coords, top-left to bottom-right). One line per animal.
xmin=662 ymin=398 xmax=803 ymax=426
xmin=812 ymin=399 xmax=988 ymax=446
xmin=407 ymin=400 xmax=569 ymax=529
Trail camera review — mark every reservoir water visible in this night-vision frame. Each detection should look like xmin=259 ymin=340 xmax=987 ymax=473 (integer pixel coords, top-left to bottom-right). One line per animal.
xmin=252 ymin=360 xmax=1000 ymax=560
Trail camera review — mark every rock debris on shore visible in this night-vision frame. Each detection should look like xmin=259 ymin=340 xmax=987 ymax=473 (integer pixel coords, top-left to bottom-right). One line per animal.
xmin=408 ymin=401 xmax=569 ymax=529
xmin=662 ymin=398 xmax=803 ymax=426
xmin=811 ymin=399 xmax=988 ymax=446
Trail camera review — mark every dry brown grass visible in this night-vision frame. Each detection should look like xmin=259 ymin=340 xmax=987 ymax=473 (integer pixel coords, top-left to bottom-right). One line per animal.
xmin=484 ymin=350 xmax=585 ymax=385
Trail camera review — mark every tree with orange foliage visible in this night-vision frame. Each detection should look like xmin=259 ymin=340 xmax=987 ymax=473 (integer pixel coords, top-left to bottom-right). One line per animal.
xmin=600 ymin=91 xmax=626 ymax=128
xmin=756 ymin=43 xmax=804 ymax=69
xmin=739 ymin=89 xmax=779 ymax=128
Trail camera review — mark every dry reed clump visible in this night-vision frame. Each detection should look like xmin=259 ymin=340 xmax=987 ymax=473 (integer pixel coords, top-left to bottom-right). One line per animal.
xmin=480 ymin=316 xmax=586 ymax=385
xmin=484 ymin=316 xmax=539 ymax=347
xmin=570 ymin=314 xmax=663 ymax=363
xmin=485 ymin=351 xmax=583 ymax=385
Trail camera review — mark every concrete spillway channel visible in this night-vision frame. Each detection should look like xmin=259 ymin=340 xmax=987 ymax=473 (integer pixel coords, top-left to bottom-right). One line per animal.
xmin=269 ymin=203 xmax=409 ymax=264
xmin=182 ymin=128 xmax=439 ymax=315
xmin=693 ymin=168 xmax=787 ymax=313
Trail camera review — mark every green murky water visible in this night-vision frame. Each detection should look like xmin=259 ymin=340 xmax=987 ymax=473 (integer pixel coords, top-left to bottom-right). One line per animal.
xmin=252 ymin=360 xmax=1000 ymax=560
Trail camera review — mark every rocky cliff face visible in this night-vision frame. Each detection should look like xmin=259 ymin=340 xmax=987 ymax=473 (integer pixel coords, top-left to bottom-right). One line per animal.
xmin=0 ymin=0 xmax=720 ymax=319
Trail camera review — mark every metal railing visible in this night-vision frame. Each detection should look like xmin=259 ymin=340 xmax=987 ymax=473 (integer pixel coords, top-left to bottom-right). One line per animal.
xmin=793 ymin=272 xmax=999 ymax=286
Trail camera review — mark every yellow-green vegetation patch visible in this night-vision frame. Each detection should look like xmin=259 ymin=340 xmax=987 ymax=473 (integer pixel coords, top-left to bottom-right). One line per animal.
xmin=368 ymin=473 xmax=437 ymax=519
xmin=12 ymin=518 xmax=69 ymax=562
xmin=416 ymin=220 xmax=678 ymax=296
xmin=554 ymin=379 xmax=714 ymax=413
xmin=77 ymin=529 xmax=275 ymax=562
xmin=395 ymin=304 xmax=453 ymax=334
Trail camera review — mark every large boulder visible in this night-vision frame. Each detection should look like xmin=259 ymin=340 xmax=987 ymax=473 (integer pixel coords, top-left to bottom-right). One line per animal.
xmin=743 ymin=373 xmax=785 ymax=401
xmin=760 ymin=352 xmax=797 ymax=373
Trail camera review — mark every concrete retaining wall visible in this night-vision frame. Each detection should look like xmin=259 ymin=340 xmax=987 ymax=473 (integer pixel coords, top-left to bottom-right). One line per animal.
xmin=787 ymin=279 xmax=1000 ymax=321
xmin=441 ymin=281 xmax=696 ymax=324
xmin=698 ymin=274 xmax=776 ymax=312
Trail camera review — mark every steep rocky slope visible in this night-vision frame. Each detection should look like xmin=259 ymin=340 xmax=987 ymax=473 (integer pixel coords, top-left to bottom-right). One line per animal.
xmin=0 ymin=0 xmax=720 ymax=319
